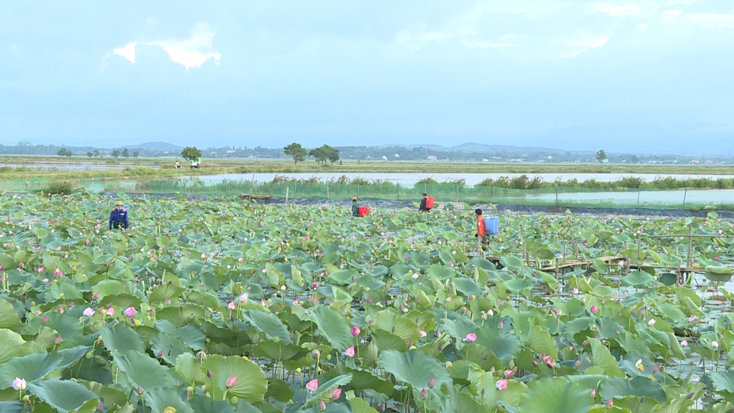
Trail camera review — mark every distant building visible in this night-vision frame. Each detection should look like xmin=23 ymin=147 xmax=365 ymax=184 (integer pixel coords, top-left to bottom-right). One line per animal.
xmin=427 ymin=155 xmax=438 ymax=161
xmin=226 ymin=149 xmax=235 ymax=154
xmin=382 ymin=156 xmax=388 ymax=160
xmin=394 ymin=153 xmax=400 ymax=158
xmin=482 ymin=158 xmax=489 ymax=162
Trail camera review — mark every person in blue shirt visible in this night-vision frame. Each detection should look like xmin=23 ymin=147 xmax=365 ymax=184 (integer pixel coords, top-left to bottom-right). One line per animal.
xmin=109 ymin=201 xmax=129 ymax=230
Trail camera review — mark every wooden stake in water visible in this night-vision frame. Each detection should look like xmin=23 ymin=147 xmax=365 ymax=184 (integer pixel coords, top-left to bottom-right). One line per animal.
xmin=248 ymin=160 xmax=257 ymax=197
xmin=683 ymin=188 xmax=688 ymax=208
xmin=687 ymin=225 xmax=693 ymax=270
xmin=285 ymin=187 xmax=289 ymax=205
xmin=326 ymin=181 xmax=329 ymax=200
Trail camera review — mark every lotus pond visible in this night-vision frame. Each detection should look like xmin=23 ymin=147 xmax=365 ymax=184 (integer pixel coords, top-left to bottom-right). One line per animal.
xmin=1 ymin=193 xmax=734 ymax=412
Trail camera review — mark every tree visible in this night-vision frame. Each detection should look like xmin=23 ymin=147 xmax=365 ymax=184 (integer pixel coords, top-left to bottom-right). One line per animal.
xmin=133 ymin=151 xmax=139 ymax=158
xmin=181 ymin=146 xmax=202 ymax=162
xmin=283 ymin=143 xmax=308 ymax=165
xmin=596 ymin=149 xmax=607 ymax=164
xmin=309 ymin=144 xmax=338 ymax=165
xmin=87 ymin=152 xmax=93 ymax=157
xmin=111 ymin=150 xmax=120 ymax=158
xmin=94 ymin=149 xmax=100 ymax=157
xmin=328 ymin=147 xmax=340 ymax=164
xmin=122 ymin=148 xmax=129 ymax=158
xmin=57 ymin=148 xmax=71 ymax=157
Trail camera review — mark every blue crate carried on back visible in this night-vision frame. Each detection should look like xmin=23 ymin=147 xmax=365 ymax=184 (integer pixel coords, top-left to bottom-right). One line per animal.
xmin=484 ymin=217 xmax=499 ymax=235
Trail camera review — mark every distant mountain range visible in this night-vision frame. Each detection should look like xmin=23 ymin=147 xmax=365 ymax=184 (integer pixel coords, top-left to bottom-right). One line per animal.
xmin=122 ymin=141 xmax=183 ymax=152
xmin=375 ymin=142 xmax=572 ymax=154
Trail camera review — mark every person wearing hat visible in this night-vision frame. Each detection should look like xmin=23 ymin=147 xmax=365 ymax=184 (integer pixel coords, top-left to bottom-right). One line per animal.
xmin=351 ymin=197 xmax=360 ymax=217
xmin=109 ymin=201 xmax=129 ymax=230
xmin=419 ymin=193 xmax=429 ymax=212
xmin=475 ymin=208 xmax=486 ymax=239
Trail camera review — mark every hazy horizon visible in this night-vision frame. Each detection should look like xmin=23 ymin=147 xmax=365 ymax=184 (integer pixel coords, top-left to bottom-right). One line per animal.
xmin=2 ymin=1 xmax=733 ymax=155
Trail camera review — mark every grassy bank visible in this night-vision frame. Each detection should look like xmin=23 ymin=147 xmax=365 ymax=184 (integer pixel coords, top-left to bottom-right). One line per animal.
xmin=3 ymin=155 xmax=734 ymax=178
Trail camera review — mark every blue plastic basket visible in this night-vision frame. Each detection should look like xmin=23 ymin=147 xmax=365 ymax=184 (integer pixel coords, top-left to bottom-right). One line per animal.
xmin=484 ymin=217 xmax=499 ymax=235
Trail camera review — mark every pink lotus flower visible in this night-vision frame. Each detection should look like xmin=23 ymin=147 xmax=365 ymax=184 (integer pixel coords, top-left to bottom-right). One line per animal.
xmin=344 ymin=346 xmax=356 ymax=358
xmin=504 ymin=370 xmax=513 ymax=378
xmin=590 ymin=305 xmax=598 ymax=314
xmin=12 ymin=377 xmax=26 ymax=391
xmin=83 ymin=308 xmax=95 ymax=317
xmin=227 ymin=301 xmax=235 ymax=310
xmin=331 ymin=388 xmax=342 ymax=400
xmin=107 ymin=308 xmax=115 ymax=316
xmin=239 ymin=293 xmax=248 ymax=302
xmin=123 ymin=307 xmax=136 ymax=317
xmin=496 ymin=379 xmax=508 ymax=391
xmin=226 ymin=375 xmax=237 ymax=388
xmin=464 ymin=333 xmax=477 ymax=342
xmin=306 ymin=379 xmax=318 ymax=392
xmin=351 ymin=326 xmax=360 ymax=337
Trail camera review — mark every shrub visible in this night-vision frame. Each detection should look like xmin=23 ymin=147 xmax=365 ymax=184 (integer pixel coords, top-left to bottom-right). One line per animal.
xmin=45 ymin=181 xmax=73 ymax=196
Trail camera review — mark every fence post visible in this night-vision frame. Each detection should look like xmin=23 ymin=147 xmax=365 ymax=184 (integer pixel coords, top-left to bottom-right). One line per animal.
xmin=285 ymin=187 xmax=289 ymax=205
xmin=555 ymin=183 xmax=559 ymax=206
xmin=358 ymin=184 xmax=360 ymax=198
xmin=687 ymin=225 xmax=693 ymax=269
xmin=682 ymin=188 xmax=687 ymax=208
xmin=637 ymin=188 xmax=641 ymax=206
xmin=397 ymin=183 xmax=400 ymax=201
xmin=327 ymin=181 xmax=329 ymax=200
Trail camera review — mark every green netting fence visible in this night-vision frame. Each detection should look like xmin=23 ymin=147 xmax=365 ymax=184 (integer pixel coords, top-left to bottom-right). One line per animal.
xmin=2 ymin=177 xmax=732 ymax=210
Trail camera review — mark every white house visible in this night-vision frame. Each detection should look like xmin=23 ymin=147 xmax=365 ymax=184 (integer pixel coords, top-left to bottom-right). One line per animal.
xmin=427 ymin=155 xmax=438 ymax=161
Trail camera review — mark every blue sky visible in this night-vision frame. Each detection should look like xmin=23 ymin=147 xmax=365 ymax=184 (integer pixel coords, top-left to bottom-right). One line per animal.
xmin=2 ymin=1 xmax=733 ymax=154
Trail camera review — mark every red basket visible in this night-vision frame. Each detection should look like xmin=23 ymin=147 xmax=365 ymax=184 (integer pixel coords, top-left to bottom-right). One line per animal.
xmin=358 ymin=206 xmax=370 ymax=217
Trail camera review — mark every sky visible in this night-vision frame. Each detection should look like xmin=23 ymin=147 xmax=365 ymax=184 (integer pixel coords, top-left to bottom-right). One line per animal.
xmin=1 ymin=1 xmax=733 ymax=155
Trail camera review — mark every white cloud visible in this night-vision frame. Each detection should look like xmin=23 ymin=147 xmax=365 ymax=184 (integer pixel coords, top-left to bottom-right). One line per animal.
xmin=110 ymin=22 xmax=221 ymax=69
xmin=565 ymin=36 xmax=610 ymax=58
xmin=113 ymin=42 xmax=137 ymax=63
xmin=663 ymin=10 xmax=734 ymax=28
xmin=589 ymin=3 xmax=645 ymax=16
xmin=144 ymin=23 xmax=221 ymax=69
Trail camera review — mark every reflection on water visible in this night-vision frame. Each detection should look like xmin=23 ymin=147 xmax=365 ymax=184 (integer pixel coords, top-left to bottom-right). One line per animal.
xmin=191 ymin=172 xmax=734 ymax=186
xmin=0 ymin=162 xmax=159 ymax=171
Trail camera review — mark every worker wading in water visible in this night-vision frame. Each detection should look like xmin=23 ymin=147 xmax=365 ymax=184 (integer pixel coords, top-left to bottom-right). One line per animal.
xmin=109 ymin=201 xmax=129 ymax=230
xmin=352 ymin=198 xmax=360 ymax=217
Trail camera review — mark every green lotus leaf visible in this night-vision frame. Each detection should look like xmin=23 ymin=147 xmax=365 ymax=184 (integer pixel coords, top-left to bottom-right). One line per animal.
xmin=518 ymin=378 xmax=592 ymax=413
xmin=0 ymin=352 xmax=62 ymax=389
xmin=309 ymin=306 xmax=353 ymax=352
xmin=26 ymin=379 xmax=97 ymax=413
xmin=377 ymin=349 xmax=451 ymax=394
xmin=200 ymin=355 xmax=268 ymax=403
xmin=242 ymin=309 xmax=293 ymax=345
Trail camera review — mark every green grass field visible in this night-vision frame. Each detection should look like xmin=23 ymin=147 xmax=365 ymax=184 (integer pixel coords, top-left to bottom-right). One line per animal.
xmin=3 ymin=155 xmax=734 ymax=179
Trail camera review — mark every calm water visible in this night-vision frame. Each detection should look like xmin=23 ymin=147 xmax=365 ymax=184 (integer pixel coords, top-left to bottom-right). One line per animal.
xmin=524 ymin=189 xmax=734 ymax=206
xmin=0 ymin=162 xmax=159 ymax=171
xmin=192 ymin=172 xmax=734 ymax=186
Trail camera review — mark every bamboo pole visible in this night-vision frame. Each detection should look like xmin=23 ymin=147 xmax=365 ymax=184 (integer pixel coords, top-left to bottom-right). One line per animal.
xmin=285 ymin=187 xmax=289 ymax=205
xmin=687 ymin=225 xmax=693 ymax=269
